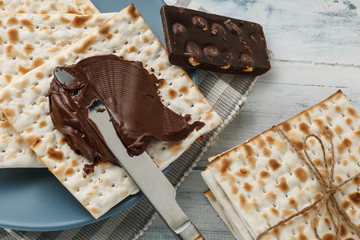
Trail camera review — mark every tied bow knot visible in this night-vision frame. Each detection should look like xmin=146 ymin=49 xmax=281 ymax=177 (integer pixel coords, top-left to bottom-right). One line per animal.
xmin=256 ymin=126 xmax=360 ymax=240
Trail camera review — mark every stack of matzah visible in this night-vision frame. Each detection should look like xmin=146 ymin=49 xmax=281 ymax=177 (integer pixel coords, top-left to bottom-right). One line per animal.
xmin=202 ymin=90 xmax=360 ymax=239
xmin=0 ymin=2 xmax=223 ymax=219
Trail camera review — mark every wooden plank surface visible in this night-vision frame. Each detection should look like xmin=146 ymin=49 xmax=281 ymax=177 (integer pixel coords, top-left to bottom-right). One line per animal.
xmin=141 ymin=0 xmax=360 ymax=239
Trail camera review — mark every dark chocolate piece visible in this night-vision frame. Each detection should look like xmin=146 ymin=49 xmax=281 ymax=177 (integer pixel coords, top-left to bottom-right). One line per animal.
xmin=49 ymin=55 xmax=204 ymax=173
xmin=160 ymin=5 xmax=271 ymax=75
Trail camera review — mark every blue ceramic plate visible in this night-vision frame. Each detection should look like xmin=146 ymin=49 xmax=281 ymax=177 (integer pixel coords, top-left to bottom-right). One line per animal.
xmin=0 ymin=0 xmax=197 ymax=231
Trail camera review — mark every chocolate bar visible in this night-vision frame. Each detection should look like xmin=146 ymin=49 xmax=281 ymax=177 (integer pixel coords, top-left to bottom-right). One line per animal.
xmin=160 ymin=5 xmax=271 ymax=75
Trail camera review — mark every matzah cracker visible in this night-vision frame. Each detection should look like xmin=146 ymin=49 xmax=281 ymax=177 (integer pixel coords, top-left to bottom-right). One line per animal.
xmin=207 ymin=91 xmax=360 ymax=239
xmin=0 ymin=0 xmax=99 ymax=14
xmin=203 ymin=170 xmax=247 ymax=240
xmin=0 ymin=4 xmax=223 ymax=218
xmin=0 ymin=0 xmax=99 ymax=167
xmin=204 ymin=190 xmax=243 ymax=240
xmin=0 ymin=12 xmax=114 ymax=168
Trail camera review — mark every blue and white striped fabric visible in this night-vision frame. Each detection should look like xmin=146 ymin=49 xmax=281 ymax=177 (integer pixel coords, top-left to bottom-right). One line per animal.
xmin=0 ymin=1 xmax=256 ymax=239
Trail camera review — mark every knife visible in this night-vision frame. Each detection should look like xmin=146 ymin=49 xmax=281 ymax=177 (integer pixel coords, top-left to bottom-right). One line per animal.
xmin=88 ymin=106 xmax=204 ymax=240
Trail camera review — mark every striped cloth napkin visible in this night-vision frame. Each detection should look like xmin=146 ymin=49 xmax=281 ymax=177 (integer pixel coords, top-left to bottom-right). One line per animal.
xmin=0 ymin=0 xmax=257 ymax=239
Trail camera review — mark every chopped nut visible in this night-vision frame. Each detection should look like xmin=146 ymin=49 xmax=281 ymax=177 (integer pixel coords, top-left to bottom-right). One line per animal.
xmin=240 ymin=39 xmax=247 ymax=45
xmin=240 ymin=54 xmax=254 ymax=66
xmin=204 ymin=46 xmax=219 ymax=61
xmin=221 ymin=64 xmax=231 ymax=69
xmin=188 ymin=57 xmax=200 ymax=66
xmin=211 ymin=23 xmax=226 ymax=37
xmin=186 ymin=42 xmax=202 ymax=59
xmin=192 ymin=16 xmax=209 ymax=31
xmin=244 ymin=45 xmax=253 ymax=54
xmin=224 ymin=19 xmax=241 ymax=35
xmin=250 ymin=34 xmax=257 ymax=43
xmin=172 ymin=23 xmax=186 ymax=36
xmin=243 ymin=66 xmax=253 ymax=72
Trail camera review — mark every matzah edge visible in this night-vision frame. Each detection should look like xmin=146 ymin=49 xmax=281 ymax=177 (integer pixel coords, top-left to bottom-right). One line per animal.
xmin=0 ymin=4 xmax=223 ymax=218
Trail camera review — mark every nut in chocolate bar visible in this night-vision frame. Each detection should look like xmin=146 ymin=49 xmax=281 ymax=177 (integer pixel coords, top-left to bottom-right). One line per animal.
xmin=160 ymin=5 xmax=271 ymax=76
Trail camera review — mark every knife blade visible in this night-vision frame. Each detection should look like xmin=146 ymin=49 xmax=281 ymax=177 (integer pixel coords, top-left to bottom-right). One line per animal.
xmin=53 ymin=68 xmax=204 ymax=240
xmin=88 ymin=107 xmax=204 ymax=240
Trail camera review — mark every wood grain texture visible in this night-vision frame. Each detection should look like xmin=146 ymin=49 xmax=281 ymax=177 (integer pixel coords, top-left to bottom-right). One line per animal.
xmin=141 ymin=0 xmax=360 ymax=239
xmin=195 ymin=0 xmax=360 ymax=65
xmin=140 ymin=172 xmax=235 ymax=240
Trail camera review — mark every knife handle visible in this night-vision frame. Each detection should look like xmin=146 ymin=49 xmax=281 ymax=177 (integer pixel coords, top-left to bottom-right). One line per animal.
xmin=175 ymin=221 xmax=205 ymax=240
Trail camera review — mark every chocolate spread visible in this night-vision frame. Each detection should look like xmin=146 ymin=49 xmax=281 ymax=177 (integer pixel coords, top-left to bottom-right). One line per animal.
xmin=49 ymin=54 xmax=204 ymax=172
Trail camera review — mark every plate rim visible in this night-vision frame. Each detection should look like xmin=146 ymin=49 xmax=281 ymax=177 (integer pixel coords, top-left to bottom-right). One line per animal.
xmin=0 ymin=0 xmax=200 ymax=232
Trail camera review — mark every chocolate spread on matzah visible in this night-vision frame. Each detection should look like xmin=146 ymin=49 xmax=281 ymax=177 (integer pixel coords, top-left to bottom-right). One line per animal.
xmin=49 ymin=54 xmax=204 ymax=173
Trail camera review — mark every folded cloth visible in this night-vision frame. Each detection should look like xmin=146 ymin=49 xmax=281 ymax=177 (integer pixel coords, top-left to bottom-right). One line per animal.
xmin=2 ymin=0 xmax=257 ymax=239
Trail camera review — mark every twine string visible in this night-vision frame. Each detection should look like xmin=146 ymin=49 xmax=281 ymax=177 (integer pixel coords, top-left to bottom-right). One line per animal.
xmin=256 ymin=126 xmax=360 ymax=240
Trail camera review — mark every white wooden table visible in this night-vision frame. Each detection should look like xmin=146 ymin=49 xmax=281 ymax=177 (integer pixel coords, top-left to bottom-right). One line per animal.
xmin=141 ymin=0 xmax=360 ymax=239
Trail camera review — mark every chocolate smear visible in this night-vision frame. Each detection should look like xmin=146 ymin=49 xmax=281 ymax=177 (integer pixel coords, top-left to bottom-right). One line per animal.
xmin=49 ymin=54 xmax=204 ymax=174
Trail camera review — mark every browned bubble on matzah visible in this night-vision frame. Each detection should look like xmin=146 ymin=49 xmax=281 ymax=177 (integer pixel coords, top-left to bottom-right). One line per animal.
xmin=0 ymin=12 xmax=113 ymax=168
xmin=206 ymin=91 xmax=360 ymax=239
xmin=0 ymin=4 xmax=222 ymax=218
xmin=0 ymin=0 xmax=99 ymax=14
